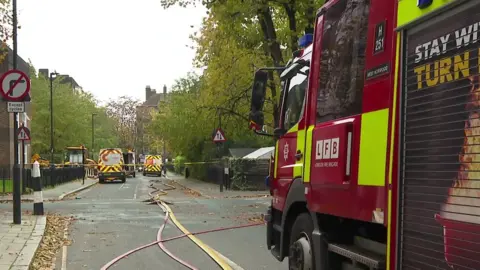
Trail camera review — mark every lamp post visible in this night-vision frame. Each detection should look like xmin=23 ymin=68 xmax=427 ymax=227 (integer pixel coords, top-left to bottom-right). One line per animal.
xmin=92 ymin=113 xmax=97 ymax=159
xmin=49 ymin=71 xmax=59 ymax=187
xmin=12 ymin=0 xmax=20 ymax=224
xmin=81 ymin=144 xmax=85 ymax=185
xmin=49 ymin=71 xmax=59 ymax=164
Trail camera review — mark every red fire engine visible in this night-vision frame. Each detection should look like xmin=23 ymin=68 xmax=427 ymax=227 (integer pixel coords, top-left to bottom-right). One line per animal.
xmin=250 ymin=0 xmax=480 ymax=269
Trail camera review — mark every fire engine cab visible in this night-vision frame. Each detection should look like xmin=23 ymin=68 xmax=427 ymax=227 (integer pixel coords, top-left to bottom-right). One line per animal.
xmin=250 ymin=0 xmax=480 ymax=269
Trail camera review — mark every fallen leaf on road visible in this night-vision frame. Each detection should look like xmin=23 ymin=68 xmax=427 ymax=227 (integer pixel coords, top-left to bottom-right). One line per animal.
xmin=82 ymin=249 xmax=92 ymax=252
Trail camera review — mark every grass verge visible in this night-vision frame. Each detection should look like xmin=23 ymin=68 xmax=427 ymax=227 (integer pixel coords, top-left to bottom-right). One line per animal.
xmin=0 ymin=179 xmax=12 ymax=193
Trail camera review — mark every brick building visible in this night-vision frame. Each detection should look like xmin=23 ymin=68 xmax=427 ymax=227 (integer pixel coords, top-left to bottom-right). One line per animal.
xmin=0 ymin=48 xmax=31 ymax=168
xmin=135 ymin=85 xmax=169 ymax=157
xmin=38 ymin=69 xmax=81 ymax=91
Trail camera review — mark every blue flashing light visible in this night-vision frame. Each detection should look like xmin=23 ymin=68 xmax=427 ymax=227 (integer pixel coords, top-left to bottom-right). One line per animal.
xmin=298 ymin=34 xmax=313 ymax=48
xmin=417 ymin=0 xmax=433 ymax=9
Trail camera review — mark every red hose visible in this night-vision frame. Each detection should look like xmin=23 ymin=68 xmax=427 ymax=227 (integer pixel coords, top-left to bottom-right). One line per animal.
xmin=100 ymin=183 xmax=265 ymax=269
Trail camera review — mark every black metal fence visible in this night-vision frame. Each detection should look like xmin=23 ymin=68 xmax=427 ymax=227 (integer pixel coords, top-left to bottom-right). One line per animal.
xmin=0 ymin=166 xmax=84 ymax=194
xmin=228 ymin=159 xmax=269 ymax=191
xmin=179 ymin=159 xmax=270 ymax=191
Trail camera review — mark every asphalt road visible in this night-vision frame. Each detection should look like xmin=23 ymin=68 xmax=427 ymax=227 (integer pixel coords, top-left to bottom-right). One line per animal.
xmin=0 ymin=174 xmax=287 ymax=270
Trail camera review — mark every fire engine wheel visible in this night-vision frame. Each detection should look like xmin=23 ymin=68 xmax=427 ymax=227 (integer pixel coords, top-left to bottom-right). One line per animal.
xmin=289 ymin=213 xmax=314 ymax=270
xmin=121 ymin=177 xmax=126 ymax=183
xmin=133 ymin=172 xmax=136 ymax=178
xmin=99 ymin=178 xmax=105 ymax=184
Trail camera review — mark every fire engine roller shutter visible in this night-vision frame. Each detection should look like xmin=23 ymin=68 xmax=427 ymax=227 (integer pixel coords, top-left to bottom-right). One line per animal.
xmin=399 ymin=3 xmax=480 ymax=270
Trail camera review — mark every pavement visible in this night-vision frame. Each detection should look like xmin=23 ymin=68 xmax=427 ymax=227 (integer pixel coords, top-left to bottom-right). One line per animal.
xmin=0 ymin=173 xmax=286 ymax=270
xmin=0 ymin=212 xmax=46 ymax=270
xmin=167 ymin=172 xmax=269 ymax=198
xmin=0 ymin=178 xmax=98 ymax=202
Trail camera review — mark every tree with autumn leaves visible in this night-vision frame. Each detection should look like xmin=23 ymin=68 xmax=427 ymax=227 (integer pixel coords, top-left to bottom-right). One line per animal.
xmin=147 ymin=0 xmax=324 ymax=161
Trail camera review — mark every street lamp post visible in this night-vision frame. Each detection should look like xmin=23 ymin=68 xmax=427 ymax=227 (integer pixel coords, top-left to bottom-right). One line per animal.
xmin=49 ymin=71 xmax=59 ymax=186
xmin=12 ymin=0 xmax=20 ymax=224
xmin=92 ymin=113 xmax=96 ymax=159
xmin=49 ymin=71 xmax=59 ymax=164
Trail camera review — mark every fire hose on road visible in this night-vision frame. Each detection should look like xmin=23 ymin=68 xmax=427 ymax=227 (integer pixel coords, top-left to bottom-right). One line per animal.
xmin=100 ymin=180 xmax=265 ymax=270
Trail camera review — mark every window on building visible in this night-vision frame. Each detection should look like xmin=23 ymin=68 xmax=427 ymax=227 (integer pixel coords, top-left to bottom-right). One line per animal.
xmin=316 ymin=0 xmax=370 ymax=123
xmin=283 ymin=66 xmax=308 ymax=130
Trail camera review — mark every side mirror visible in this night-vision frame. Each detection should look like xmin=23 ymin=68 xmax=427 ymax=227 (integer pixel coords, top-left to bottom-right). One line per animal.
xmin=250 ymin=70 xmax=269 ymax=130
xmin=251 ymin=70 xmax=268 ymax=112
xmin=273 ymin=128 xmax=286 ymax=138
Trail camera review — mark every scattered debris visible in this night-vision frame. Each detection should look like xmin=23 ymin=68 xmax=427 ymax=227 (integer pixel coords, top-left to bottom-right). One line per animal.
xmin=232 ymin=213 xmax=265 ymax=224
xmin=183 ymin=188 xmax=202 ymax=197
xmin=30 ymin=214 xmax=72 ymax=270
xmin=227 ymin=194 xmax=269 ymax=199
xmin=248 ymin=214 xmax=265 ymax=223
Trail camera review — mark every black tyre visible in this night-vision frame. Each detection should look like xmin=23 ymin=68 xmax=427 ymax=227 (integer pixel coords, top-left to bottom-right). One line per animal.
xmin=133 ymin=172 xmax=136 ymax=178
xmin=289 ymin=213 xmax=314 ymax=270
xmin=99 ymin=177 xmax=105 ymax=184
xmin=143 ymin=172 xmax=146 ymax=176
xmin=121 ymin=177 xmax=126 ymax=183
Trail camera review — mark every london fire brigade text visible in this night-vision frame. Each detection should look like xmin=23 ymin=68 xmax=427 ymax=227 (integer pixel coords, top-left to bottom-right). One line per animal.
xmin=315 ymin=138 xmax=339 ymax=160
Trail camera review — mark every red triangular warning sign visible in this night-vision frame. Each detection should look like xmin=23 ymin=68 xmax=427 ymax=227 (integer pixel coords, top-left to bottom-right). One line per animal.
xmin=17 ymin=126 xmax=31 ymax=140
xmin=213 ymin=128 xmax=226 ymax=143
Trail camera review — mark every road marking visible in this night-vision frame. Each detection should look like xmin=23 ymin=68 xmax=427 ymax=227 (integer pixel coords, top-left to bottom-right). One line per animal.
xmin=61 ymin=219 xmax=69 ymax=270
xmin=134 ymin=183 xmax=139 ymax=200
xmin=119 ymin=183 xmax=125 ymax=190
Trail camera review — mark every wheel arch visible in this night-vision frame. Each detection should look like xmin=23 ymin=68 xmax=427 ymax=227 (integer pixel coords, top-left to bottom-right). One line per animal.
xmin=279 ymin=177 xmax=310 ymax=260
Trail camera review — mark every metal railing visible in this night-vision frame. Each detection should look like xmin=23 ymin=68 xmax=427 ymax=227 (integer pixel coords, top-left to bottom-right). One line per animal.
xmin=0 ymin=166 xmax=85 ymax=194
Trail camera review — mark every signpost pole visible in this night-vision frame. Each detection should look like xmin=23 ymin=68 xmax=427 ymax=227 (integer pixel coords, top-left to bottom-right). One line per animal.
xmin=82 ymin=145 xmax=85 ymax=185
xmin=21 ymin=139 xmax=24 ymax=192
xmin=212 ymin=112 xmax=227 ymax=193
xmin=12 ymin=0 xmax=21 ymax=225
xmin=217 ymin=112 xmax=223 ymax=192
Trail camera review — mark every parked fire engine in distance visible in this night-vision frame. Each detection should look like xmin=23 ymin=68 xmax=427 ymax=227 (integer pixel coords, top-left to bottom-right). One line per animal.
xmin=249 ymin=0 xmax=399 ymax=268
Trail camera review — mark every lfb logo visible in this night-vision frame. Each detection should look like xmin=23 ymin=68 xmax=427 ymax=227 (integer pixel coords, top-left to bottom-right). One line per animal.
xmin=316 ymin=138 xmax=339 ymax=160
xmin=417 ymin=0 xmax=433 ymax=9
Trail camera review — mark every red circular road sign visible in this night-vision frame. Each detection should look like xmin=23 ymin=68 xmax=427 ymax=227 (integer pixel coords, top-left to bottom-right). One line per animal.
xmin=0 ymin=69 xmax=31 ymax=101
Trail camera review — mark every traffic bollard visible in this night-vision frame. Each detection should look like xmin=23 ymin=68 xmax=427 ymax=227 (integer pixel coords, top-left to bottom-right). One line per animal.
xmin=224 ymin=167 xmax=229 ymax=191
xmin=32 ymin=161 xmax=44 ymax=215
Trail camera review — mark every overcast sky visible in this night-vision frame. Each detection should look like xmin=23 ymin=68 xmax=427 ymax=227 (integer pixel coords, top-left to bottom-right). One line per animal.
xmin=16 ymin=0 xmax=206 ymax=103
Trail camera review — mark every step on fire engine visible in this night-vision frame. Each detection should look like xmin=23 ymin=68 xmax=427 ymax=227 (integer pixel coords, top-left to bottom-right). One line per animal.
xmin=249 ymin=0 xmax=480 ymax=269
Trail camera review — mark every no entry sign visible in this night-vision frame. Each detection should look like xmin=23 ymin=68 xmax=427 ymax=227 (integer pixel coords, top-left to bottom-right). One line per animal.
xmin=0 ymin=69 xmax=30 ymax=101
